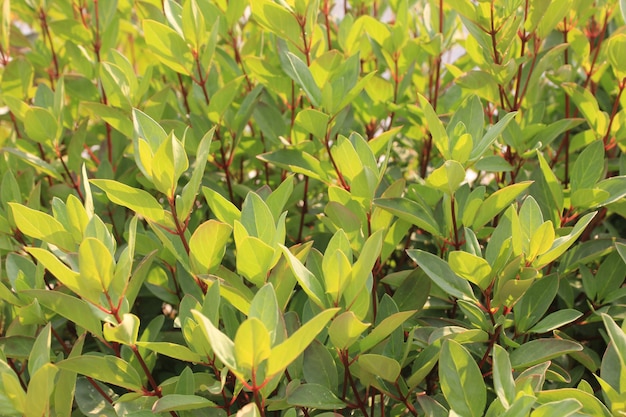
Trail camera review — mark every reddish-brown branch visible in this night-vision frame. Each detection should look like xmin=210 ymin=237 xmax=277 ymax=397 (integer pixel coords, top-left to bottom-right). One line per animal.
xmin=602 ymin=78 xmax=626 ymax=146
xmin=38 ymin=8 xmax=60 ymax=88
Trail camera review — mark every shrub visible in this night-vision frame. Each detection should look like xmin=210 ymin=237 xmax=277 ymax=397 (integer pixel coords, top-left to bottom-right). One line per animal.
xmin=1 ymin=0 xmax=626 ymax=416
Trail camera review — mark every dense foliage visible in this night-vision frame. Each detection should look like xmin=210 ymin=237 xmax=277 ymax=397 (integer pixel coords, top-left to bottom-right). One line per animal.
xmin=1 ymin=0 xmax=626 ymax=415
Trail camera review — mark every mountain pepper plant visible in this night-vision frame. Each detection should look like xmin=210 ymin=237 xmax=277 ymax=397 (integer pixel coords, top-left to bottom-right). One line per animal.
xmin=1 ymin=0 xmax=626 ymax=415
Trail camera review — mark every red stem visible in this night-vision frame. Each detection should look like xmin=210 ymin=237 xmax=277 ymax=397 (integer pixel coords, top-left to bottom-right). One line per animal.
xmin=602 ymin=78 xmax=626 ymax=146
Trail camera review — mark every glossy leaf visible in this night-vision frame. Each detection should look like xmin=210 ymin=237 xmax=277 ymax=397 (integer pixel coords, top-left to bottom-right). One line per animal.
xmin=448 ymin=251 xmax=492 ymax=290
xmin=22 ymin=290 xmax=103 ymax=338
xmin=152 ymin=394 xmax=216 ymax=413
xmin=189 ymin=220 xmax=232 ymax=274
xmin=328 ymin=311 xmax=370 ymax=349
xmin=472 ymin=182 xmax=532 ymax=230
xmin=143 ymin=19 xmax=193 ymax=74
xmin=440 ymin=339 xmax=486 ymax=417
xmin=492 ymin=345 xmax=515 ymax=408
xmin=91 ymin=180 xmax=168 ymax=225
xmin=266 ymin=308 xmax=339 ymax=377
xmin=427 ymin=160 xmax=466 ymax=194
xmin=509 ymin=339 xmax=583 ymax=369
xmin=233 ymin=318 xmax=271 ymax=372
xmin=536 ymin=389 xmax=611 ymax=417
xmin=287 ymin=383 xmax=345 ymax=409
xmin=358 ymin=354 xmax=401 ymax=382
xmin=407 ymin=249 xmax=476 ymax=301
xmin=9 ymin=203 xmax=74 ymax=250
xmin=57 ymin=356 xmax=143 ymax=391
xmin=103 ymin=313 xmax=140 ymax=346
xmin=373 ymin=198 xmax=441 ymax=236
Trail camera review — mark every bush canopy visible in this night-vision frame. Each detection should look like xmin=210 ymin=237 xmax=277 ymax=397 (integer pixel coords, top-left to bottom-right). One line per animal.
xmin=1 ymin=0 xmax=626 ymax=416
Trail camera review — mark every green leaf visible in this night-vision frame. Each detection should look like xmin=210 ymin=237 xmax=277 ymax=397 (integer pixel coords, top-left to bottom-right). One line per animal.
xmin=189 ymin=220 xmax=232 ymax=274
xmin=241 ymin=193 xmax=277 ymax=242
xmin=407 ymin=249 xmax=476 ymax=301
xmin=601 ymin=314 xmax=626 ymax=368
xmin=358 ymin=354 xmax=401 ymax=382
xmin=236 ymin=403 xmax=261 ymax=417
xmin=536 ymin=0 xmax=573 ymax=38
xmin=528 ymin=309 xmax=582 ymax=334
xmin=448 ymin=251 xmax=492 ymax=290
xmin=328 ymin=311 xmax=370 ymax=349
xmin=562 ymin=83 xmax=608 ymax=136
xmin=350 ymin=229 xmax=384 ymax=291
xmin=152 ymin=394 xmax=216 ymax=413
xmin=330 ymin=135 xmax=364 ymax=184
xmin=258 ymin=149 xmax=329 ymax=182
xmin=279 ymin=244 xmax=326 ymax=309
xmin=266 ymin=308 xmax=339 ymax=377
xmin=535 ymin=212 xmax=596 ymax=267
xmin=509 ymin=339 xmax=583 ymax=369
xmin=22 ymin=290 xmax=103 ymax=338
xmin=90 ymin=179 xmax=168 ymax=225
xmin=26 ymin=247 xmax=101 ymax=304
xmin=474 ymin=155 xmax=513 ymax=172
xmin=279 ymin=50 xmax=322 ymax=107
xmin=470 ymin=112 xmax=517 ymax=161
xmin=202 ymin=186 xmax=241 ymax=227
xmin=143 ymin=19 xmax=193 ymax=74
xmin=79 ymin=237 xmax=115 ymax=292
xmin=233 ymin=318 xmax=271 ymax=372
xmin=1 ymin=57 xmax=33 ymax=99
xmin=181 ymin=0 xmax=205 ymax=48
xmin=472 ymin=182 xmax=532 ymax=230
xmin=359 ymin=310 xmax=416 ymax=353
xmin=608 ymin=34 xmax=626 ymax=79
xmin=135 ymin=341 xmax=203 ymax=363
xmin=236 ymin=235 xmax=275 ymax=287
xmin=24 ymin=363 xmax=58 ymax=417
xmin=54 ymin=334 xmax=85 ymax=417
xmin=178 ymin=128 xmax=214 ymax=222
xmin=418 ymin=94 xmax=449 ymax=158
xmin=439 ymin=339 xmax=486 ymax=417
xmin=322 ymin=249 xmax=352 ymax=301
xmin=303 ymin=341 xmax=338 ymax=390
xmin=132 ymin=108 xmax=167 ymax=179
xmin=457 ymin=299 xmax=493 ymax=332
xmin=536 ymin=389 xmax=611 ymax=417
xmin=151 ymin=132 xmax=189 ymax=197
xmin=2 ymin=148 xmax=62 ymax=180
xmin=531 ymin=399 xmax=582 ymax=417
xmin=208 ymin=77 xmax=245 ymax=121
xmin=287 ymin=383 xmax=345 ymax=409
xmin=57 ymin=355 xmax=143 ymax=391
xmin=373 ymin=198 xmax=440 ymax=236
xmin=571 ymin=140 xmax=605 ymax=193
xmin=514 ymin=274 xmax=559 ymax=334
xmin=28 ymin=323 xmax=51 ymax=377
xmin=191 ymin=310 xmax=238 ymax=373
xmin=24 ymin=107 xmax=58 ymax=146
xmin=250 ymin=0 xmax=301 ymax=47
xmin=8 ymin=203 xmax=74 ymax=250
xmin=616 ymin=242 xmax=626 ymax=266
xmin=265 ymin=175 xmax=295 ymax=221
xmin=427 ymin=160 xmax=466 ymax=194
xmin=103 ymin=313 xmax=140 ymax=346
xmin=527 ymin=221 xmax=555 ymax=262
xmin=492 ymin=345 xmax=515 ymax=408
xmin=249 ymin=284 xmax=281 ymax=345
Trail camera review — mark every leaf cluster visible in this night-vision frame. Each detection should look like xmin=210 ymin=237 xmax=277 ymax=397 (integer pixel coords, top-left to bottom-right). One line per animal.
xmin=1 ymin=0 xmax=626 ymax=416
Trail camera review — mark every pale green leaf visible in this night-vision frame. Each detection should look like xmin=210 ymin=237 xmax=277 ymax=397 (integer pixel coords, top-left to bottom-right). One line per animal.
xmin=266 ymin=308 xmax=339 ymax=377
xmin=440 ymin=339 xmax=486 ymax=417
